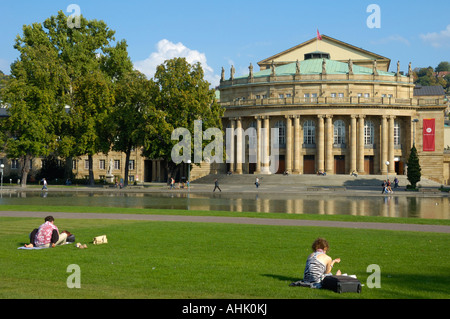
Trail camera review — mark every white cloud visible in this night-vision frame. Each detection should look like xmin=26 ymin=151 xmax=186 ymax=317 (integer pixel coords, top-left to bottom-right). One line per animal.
xmin=134 ymin=39 xmax=220 ymax=87
xmin=420 ymin=25 xmax=450 ymax=48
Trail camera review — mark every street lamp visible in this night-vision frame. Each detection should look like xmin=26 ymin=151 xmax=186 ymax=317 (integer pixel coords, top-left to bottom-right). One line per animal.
xmin=0 ymin=164 xmax=4 ymax=193
xmin=412 ymin=119 xmax=419 ymax=146
xmin=187 ymin=160 xmax=191 ymax=192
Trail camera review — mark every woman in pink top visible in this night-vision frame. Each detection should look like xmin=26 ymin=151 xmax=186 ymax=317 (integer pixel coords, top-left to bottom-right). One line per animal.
xmin=25 ymin=216 xmax=67 ymax=248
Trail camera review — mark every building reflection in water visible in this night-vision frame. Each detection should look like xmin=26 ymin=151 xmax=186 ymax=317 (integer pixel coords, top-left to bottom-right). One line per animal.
xmin=1 ymin=191 xmax=449 ymax=220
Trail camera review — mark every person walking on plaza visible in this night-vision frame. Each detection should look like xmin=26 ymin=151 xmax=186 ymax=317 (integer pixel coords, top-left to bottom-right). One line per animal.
xmin=213 ymin=179 xmax=221 ymax=192
xmin=41 ymin=178 xmax=48 ymax=191
xmin=255 ymin=177 xmax=260 ymax=188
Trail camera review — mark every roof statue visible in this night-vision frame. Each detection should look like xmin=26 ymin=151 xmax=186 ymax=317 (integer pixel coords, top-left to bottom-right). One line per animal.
xmin=373 ymin=60 xmax=378 ymax=76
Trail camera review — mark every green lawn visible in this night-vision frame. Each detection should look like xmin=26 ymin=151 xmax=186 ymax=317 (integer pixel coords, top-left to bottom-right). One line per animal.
xmin=1 ymin=211 xmax=449 ymax=299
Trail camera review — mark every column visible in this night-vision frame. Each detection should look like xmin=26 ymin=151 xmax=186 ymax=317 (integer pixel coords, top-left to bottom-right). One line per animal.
xmin=388 ymin=116 xmax=396 ymax=174
xmin=293 ymin=115 xmax=301 ymax=174
xmin=229 ymin=118 xmax=235 ymax=173
xmin=350 ymin=115 xmax=357 ymax=174
xmin=255 ymin=116 xmax=261 ymax=174
xmin=152 ymin=160 xmax=156 ymax=182
xmin=235 ymin=117 xmax=243 ymax=174
xmin=261 ymin=116 xmax=271 ymax=174
xmin=156 ymin=160 xmax=161 ymax=182
xmin=285 ymin=115 xmax=292 ymax=173
xmin=380 ymin=115 xmax=388 ymax=174
xmin=325 ymin=115 xmax=333 ymax=174
xmin=317 ymin=115 xmax=325 ymax=173
xmin=358 ymin=115 xmax=365 ymax=174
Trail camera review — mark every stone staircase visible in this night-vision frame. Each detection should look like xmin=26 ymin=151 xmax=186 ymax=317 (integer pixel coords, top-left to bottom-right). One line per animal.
xmin=191 ymin=173 xmax=442 ymax=188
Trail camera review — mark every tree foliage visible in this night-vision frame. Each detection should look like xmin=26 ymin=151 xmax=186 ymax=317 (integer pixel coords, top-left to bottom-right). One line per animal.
xmin=153 ymin=57 xmax=224 ymax=177
xmin=110 ymin=70 xmax=169 ymax=186
xmin=0 ymin=12 xmax=224 ymax=186
xmin=414 ymin=61 xmax=450 ymax=92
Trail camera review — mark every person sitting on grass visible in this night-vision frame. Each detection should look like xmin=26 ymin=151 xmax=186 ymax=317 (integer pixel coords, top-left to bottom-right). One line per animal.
xmin=24 ymin=216 xmax=68 ymax=248
xmin=290 ymin=237 xmax=341 ymax=288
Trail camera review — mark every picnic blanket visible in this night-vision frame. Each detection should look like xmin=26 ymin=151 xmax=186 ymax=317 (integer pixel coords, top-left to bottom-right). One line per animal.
xmin=17 ymin=246 xmax=49 ymax=250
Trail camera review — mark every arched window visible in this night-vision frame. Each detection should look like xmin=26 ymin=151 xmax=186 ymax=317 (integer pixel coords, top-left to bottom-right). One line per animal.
xmin=364 ymin=120 xmax=374 ymax=145
xmin=274 ymin=120 xmax=286 ymax=146
xmin=394 ymin=120 xmax=400 ymax=146
xmin=333 ymin=120 xmax=346 ymax=145
xmin=303 ymin=120 xmax=315 ymax=145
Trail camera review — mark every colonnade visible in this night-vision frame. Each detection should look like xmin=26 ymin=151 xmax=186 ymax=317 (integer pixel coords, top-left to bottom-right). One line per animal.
xmin=227 ymin=114 xmax=400 ymax=175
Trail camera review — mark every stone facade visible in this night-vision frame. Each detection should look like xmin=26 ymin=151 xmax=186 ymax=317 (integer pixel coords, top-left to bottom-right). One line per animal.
xmin=219 ymin=35 xmax=448 ymax=184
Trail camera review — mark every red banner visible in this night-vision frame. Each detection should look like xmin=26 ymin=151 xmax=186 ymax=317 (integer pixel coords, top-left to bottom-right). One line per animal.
xmin=423 ymin=119 xmax=435 ymax=152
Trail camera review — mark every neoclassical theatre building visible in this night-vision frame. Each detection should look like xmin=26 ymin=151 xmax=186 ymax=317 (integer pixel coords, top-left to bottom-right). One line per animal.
xmin=218 ymin=35 xmax=449 ymax=183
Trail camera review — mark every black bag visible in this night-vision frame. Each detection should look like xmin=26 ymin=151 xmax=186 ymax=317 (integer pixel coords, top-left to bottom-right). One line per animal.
xmin=321 ymin=275 xmax=362 ymax=293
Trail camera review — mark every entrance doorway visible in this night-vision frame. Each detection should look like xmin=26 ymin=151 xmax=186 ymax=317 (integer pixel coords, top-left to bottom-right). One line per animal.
xmin=334 ymin=155 xmax=345 ymax=174
xmin=303 ymin=155 xmax=315 ymax=174
xmin=276 ymin=155 xmax=285 ymax=174
xmin=395 ymin=160 xmax=404 ymax=175
xmin=364 ymin=156 xmax=375 ymax=174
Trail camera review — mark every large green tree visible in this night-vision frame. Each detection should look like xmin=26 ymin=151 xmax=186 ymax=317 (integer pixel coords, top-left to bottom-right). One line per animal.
xmin=1 ymin=22 xmax=68 ymax=186
xmin=152 ymin=58 xmax=224 ymax=179
xmin=41 ymin=11 xmax=132 ymax=185
xmin=110 ymin=70 xmax=170 ymax=186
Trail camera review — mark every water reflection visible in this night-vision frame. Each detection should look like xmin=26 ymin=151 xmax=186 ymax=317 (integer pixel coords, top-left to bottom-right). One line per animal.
xmin=0 ymin=191 xmax=448 ymax=220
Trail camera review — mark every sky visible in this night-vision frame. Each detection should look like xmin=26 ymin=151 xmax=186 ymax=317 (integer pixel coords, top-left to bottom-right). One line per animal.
xmin=1 ymin=0 xmax=450 ymax=87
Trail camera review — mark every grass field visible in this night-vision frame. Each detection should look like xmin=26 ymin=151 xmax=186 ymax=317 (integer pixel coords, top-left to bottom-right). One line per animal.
xmin=1 ymin=206 xmax=449 ymax=300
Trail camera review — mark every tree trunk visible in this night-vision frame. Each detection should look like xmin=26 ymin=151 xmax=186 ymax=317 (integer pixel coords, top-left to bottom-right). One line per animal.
xmin=88 ymin=154 xmax=95 ymax=186
xmin=124 ymin=148 xmax=131 ymax=187
xmin=20 ymin=154 xmax=31 ymax=188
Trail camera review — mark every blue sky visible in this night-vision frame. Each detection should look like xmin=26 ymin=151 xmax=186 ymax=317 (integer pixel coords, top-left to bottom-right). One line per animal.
xmin=1 ymin=0 xmax=449 ymax=87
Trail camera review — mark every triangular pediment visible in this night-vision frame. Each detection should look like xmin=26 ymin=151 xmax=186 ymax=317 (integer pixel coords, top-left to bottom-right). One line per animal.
xmin=258 ymin=35 xmax=391 ymax=71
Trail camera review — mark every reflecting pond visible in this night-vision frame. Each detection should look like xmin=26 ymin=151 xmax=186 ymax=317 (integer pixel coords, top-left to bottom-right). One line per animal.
xmin=0 ymin=191 xmax=449 ymax=220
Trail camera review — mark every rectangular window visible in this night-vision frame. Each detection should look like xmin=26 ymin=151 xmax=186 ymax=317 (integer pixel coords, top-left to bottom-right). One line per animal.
xmin=278 ymin=94 xmax=284 ymax=98
xmin=331 ymin=93 xmax=336 ymax=98
xmin=256 ymin=95 xmax=260 ymax=99
xmin=129 ymin=160 xmax=135 ymax=170
xmin=84 ymin=160 xmax=90 ymax=170
xmin=286 ymin=93 xmax=292 ymax=98
xmin=364 ymin=93 xmax=370 ymax=98
xmin=114 ymin=160 xmax=120 ymax=170
xmin=11 ymin=159 xmax=19 ymax=169
xmin=99 ymin=160 xmax=105 ymax=170
xmin=72 ymin=160 xmax=77 ymax=170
